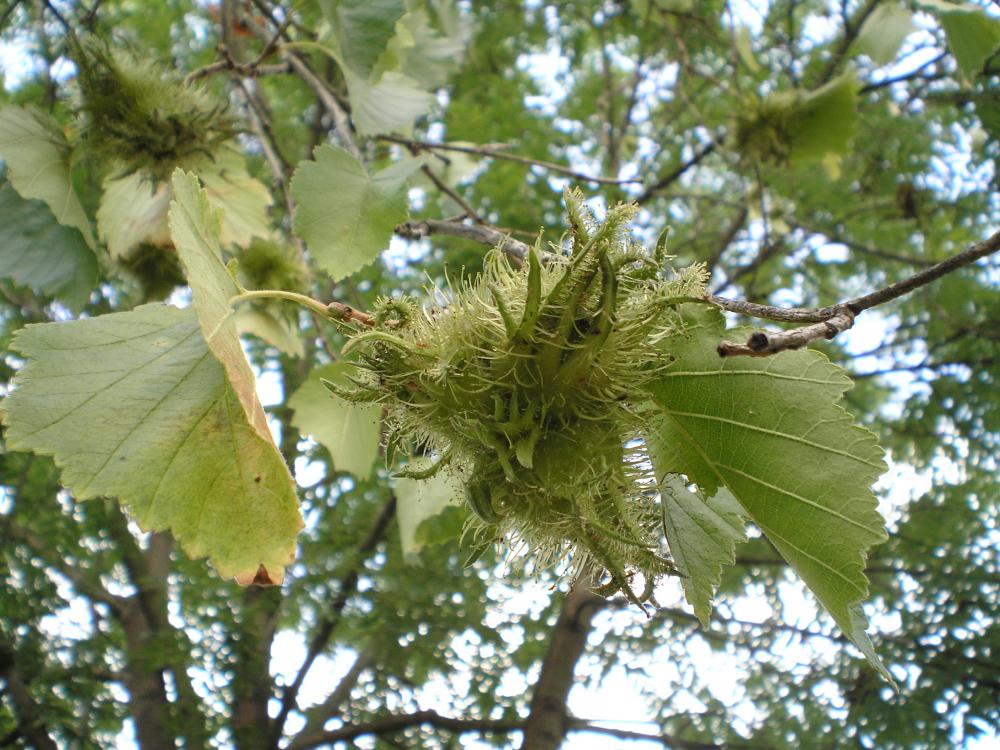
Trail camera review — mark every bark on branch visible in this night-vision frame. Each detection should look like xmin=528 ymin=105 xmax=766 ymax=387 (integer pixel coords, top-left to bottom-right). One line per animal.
xmin=519 ymin=576 xmax=605 ymax=750
xmin=716 ymin=228 xmax=1000 ymax=356
xmin=395 ymin=219 xmax=533 ymax=263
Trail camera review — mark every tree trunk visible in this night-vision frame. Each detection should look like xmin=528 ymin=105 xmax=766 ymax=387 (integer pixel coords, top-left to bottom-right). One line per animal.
xmin=520 ymin=578 xmax=603 ymax=750
xmin=232 ymin=585 xmax=282 ymax=750
xmin=121 ymin=604 xmax=175 ymax=750
xmin=0 ymin=643 xmax=59 ymax=750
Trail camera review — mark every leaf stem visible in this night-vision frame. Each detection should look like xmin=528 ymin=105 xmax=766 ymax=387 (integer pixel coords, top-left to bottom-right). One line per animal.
xmin=230 ymin=289 xmax=333 ymax=318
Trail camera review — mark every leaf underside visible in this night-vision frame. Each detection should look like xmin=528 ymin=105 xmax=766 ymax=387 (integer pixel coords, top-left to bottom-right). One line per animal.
xmin=0 ymin=105 xmax=95 ymax=247
xmin=289 ymin=363 xmax=382 ymax=479
xmin=2 ymin=303 xmax=302 ymax=583
xmin=645 ymin=306 xmax=894 ymax=684
xmin=0 ymin=183 xmax=98 ymax=312
xmin=290 ymin=145 xmax=421 ymax=281
xmin=656 ymin=476 xmax=748 ymax=627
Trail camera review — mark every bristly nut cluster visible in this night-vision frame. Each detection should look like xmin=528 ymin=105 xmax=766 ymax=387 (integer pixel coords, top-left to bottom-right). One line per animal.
xmin=333 ymin=190 xmax=708 ymax=604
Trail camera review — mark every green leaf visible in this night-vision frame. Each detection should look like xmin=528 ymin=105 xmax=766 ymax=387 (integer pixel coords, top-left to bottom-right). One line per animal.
xmin=0 ymin=182 xmax=98 ymax=312
xmin=1 ymin=303 xmax=302 ymax=583
xmin=290 ymin=145 xmax=420 ymax=280
xmin=395 ymin=459 xmax=464 ymax=563
xmin=917 ymin=1 xmax=1000 ymax=80
xmin=323 ymin=0 xmax=407 ymax=75
xmin=288 ymin=363 xmax=381 ymax=479
xmin=645 ymin=306 xmax=893 ymax=684
xmin=386 ymin=6 xmax=472 ymax=88
xmin=235 ymin=307 xmax=305 ymax=359
xmin=734 ymin=25 xmax=760 ymax=72
xmin=654 ymin=474 xmax=748 ymax=627
xmin=167 ymin=170 xmax=272 ymax=439
xmin=342 ymin=67 xmax=436 ymax=137
xmin=788 ymin=69 xmax=860 ymax=161
xmin=857 ymin=3 xmax=914 ymax=66
xmin=99 ymin=150 xmax=270 ymax=259
xmin=0 ymin=105 xmax=95 ymax=247
xmin=97 ymin=172 xmax=172 ymax=259
xmin=937 ymin=8 xmax=1000 ymax=81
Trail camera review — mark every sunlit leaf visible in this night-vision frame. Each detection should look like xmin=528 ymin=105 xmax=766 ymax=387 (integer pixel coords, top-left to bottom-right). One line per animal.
xmin=395 ymin=458 xmax=464 ymax=563
xmin=858 ymin=3 xmax=914 ymax=66
xmin=98 ymin=149 xmax=270 ymax=259
xmin=342 ymin=67 xmax=436 ymax=136
xmin=1 ymin=303 xmax=302 ymax=583
xmin=288 ymin=363 xmax=381 ymax=479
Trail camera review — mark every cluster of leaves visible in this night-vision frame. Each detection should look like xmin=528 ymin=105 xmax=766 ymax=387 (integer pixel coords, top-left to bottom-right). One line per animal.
xmin=0 ymin=0 xmax=997 ymax=748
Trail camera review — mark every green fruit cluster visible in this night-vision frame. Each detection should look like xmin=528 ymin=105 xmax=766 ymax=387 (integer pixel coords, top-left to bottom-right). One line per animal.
xmin=72 ymin=39 xmax=237 ymax=179
xmin=337 ymin=191 xmax=708 ymax=603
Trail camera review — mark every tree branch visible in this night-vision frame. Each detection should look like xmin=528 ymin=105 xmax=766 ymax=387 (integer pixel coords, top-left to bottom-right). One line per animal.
xmin=394 ymin=218 xmax=533 ymax=264
xmin=379 ymin=134 xmax=641 ymax=186
xmin=269 ymin=498 xmax=397 ymax=747
xmin=715 ymin=228 xmax=1000 ymax=356
xmin=296 ymin=649 xmax=373 ymax=741
xmin=287 ymin=709 xmax=522 ymax=750
xmin=635 ymin=142 xmax=717 ymax=205
xmin=520 ymin=576 xmax=605 ymax=750
xmin=6 ymin=521 xmax=129 ymax=616
xmin=0 ymin=643 xmax=58 ymax=750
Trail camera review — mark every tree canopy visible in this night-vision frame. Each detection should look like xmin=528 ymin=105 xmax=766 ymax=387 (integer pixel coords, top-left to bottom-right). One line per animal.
xmin=0 ymin=1 xmax=997 ymax=749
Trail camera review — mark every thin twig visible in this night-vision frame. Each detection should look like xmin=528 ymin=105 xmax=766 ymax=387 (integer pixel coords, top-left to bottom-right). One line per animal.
xmin=395 ymin=218 xmax=534 ymax=265
xmin=378 ymin=134 xmax=642 ymax=186
xmin=238 ymin=5 xmax=362 ymax=161
xmin=635 ymin=142 xmax=717 ymax=204
xmin=716 ymin=229 xmax=1000 ymax=356
xmin=418 ymin=164 xmax=485 ymax=224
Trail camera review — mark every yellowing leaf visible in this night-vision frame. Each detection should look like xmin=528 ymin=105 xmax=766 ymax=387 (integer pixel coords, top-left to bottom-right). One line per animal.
xmin=168 ymin=170 xmax=271 ymax=440
xmin=288 ymin=363 xmax=382 ymax=479
xmin=0 ymin=182 xmax=98 ymax=312
xmin=0 ymin=105 xmax=95 ymax=247
xmin=97 ymin=171 xmax=172 ymax=259
xmin=645 ymin=306 xmax=893 ymax=684
xmin=290 ymin=145 xmax=421 ymax=281
xmin=2 ymin=303 xmax=302 ymax=583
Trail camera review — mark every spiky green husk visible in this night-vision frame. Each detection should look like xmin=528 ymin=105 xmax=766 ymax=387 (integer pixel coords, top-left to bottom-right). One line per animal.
xmin=342 ymin=191 xmax=707 ymax=602
xmin=72 ymin=39 xmax=237 ymax=178
xmin=237 ymin=238 xmax=308 ymax=293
